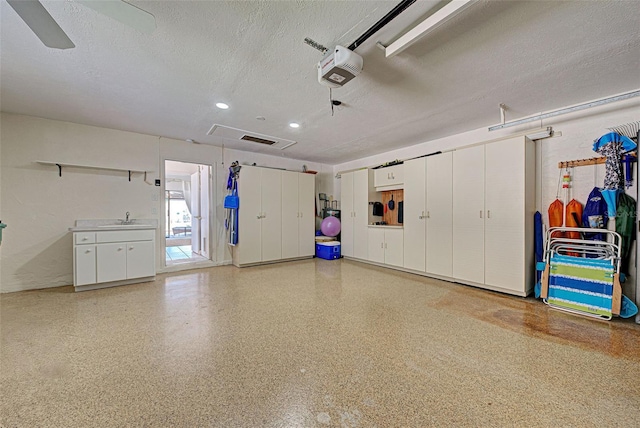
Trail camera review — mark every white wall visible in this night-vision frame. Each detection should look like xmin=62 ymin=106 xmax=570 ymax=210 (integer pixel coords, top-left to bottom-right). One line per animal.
xmin=0 ymin=113 xmax=332 ymax=292
xmin=333 ymin=96 xmax=640 ymax=300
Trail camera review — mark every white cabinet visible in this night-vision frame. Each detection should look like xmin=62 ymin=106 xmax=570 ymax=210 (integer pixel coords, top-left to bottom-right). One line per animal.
xmin=374 ymin=164 xmax=404 ymax=190
xmin=402 ymin=153 xmax=453 ymax=277
xmin=127 ymin=241 xmax=156 ymax=279
xmin=261 ymin=168 xmax=282 ymax=262
xmin=233 ymin=166 xmax=314 ymax=266
xmin=453 ymin=145 xmax=485 ymax=283
xmin=368 ymin=228 xmax=385 ymax=263
xmin=341 ymin=169 xmax=373 ymax=259
xmin=452 ymin=136 xmax=535 ymax=295
xmin=403 ymin=158 xmax=427 ymax=271
xmin=97 ymin=242 xmax=127 ymax=283
xmin=73 ymin=229 xmax=156 ymax=291
xmin=426 ymin=153 xmax=453 ymax=277
xmin=74 ymin=245 xmax=96 ymax=286
xmin=282 ymin=171 xmax=315 ymax=259
xmin=368 ymin=227 xmax=404 ymax=267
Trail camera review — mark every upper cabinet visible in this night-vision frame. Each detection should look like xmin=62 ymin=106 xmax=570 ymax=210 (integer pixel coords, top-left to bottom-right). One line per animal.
xmin=374 ymin=164 xmax=404 ymax=190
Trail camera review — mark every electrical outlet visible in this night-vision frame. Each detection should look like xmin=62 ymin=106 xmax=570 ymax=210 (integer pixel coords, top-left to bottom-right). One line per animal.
xmin=155 ymin=179 xmax=161 ymax=186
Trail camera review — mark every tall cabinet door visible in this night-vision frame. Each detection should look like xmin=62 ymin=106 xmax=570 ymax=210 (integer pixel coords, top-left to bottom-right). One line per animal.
xmin=298 ymin=173 xmax=316 ymax=257
xmin=238 ymin=166 xmax=262 ymax=264
xmin=453 ymin=145 xmax=485 ymax=284
xmin=353 ymin=169 xmax=369 ymax=260
xmin=484 ymin=137 xmax=525 ymax=291
xmin=426 ymin=152 xmax=453 ymax=277
xmin=261 ymin=169 xmax=282 ymax=262
xmin=341 ymin=172 xmax=354 ymax=257
xmin=403 ymin=158 xmax=427 ymax=271
xmin=281 ymin=171 xmax=299 ymax=259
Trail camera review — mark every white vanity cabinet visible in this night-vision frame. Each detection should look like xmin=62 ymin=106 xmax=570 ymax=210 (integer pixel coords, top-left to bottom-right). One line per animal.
xmin=73 ymin=228 xmax=156 ymax=291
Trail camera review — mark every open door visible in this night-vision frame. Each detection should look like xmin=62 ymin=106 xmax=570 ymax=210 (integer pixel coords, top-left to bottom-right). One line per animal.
xmin=190 ymin=170 xmax=201 ymax=254
xmin=164 ymin=160 xmax=213 ymax=268
xmin=199 ymin=165 xmax=211 ymax=259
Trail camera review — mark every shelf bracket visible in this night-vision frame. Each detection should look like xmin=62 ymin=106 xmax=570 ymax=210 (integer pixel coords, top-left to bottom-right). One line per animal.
xmin=144 ymin=171 xmax=147 ymax=181
xmin=56 ymin=163 xmax=62 ymax=177
xmin=128 ymin=170 xmax=132 ymax=182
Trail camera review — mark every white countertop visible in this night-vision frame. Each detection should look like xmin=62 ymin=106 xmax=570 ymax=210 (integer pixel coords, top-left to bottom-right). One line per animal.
xmin=69 ymin=219 xmax=158 ymax=232
xmin=368 ymin=224 xmax=403 ymax=229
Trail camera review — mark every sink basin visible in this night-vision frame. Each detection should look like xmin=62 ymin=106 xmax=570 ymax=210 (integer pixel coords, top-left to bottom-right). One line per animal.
xmin=98 ymin=224 xmax=144 ymax=229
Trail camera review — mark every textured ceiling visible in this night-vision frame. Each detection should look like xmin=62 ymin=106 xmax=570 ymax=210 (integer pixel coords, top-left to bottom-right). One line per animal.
xmin=2 ymin=0 xmax=639 ymax=165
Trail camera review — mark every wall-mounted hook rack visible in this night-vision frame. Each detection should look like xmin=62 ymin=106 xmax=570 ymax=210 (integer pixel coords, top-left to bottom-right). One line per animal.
xmin=558 ymin=152 xmax=637 ymax=169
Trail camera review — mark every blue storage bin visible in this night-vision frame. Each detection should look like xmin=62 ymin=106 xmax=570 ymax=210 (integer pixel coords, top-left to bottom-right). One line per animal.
xmin=316 ymin=242 xmax=340 ymax=260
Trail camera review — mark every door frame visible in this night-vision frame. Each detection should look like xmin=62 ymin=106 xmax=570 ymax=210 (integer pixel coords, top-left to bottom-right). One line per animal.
xmin=160 ymin=158 xmax=216 ymax=271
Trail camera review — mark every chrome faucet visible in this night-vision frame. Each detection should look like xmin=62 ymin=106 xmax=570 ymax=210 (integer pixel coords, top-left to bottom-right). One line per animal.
xmin=119 ymin=212 xmax=133 ymax=225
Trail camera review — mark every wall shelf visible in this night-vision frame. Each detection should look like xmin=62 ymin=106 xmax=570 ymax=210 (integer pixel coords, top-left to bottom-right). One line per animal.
xmin=36 ymin=161 xmax=152 ymax=181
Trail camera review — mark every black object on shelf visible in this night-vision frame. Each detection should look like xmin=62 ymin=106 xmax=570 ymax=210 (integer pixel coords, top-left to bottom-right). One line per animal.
xmin=372 ymin=202 xmax=384 ymax=216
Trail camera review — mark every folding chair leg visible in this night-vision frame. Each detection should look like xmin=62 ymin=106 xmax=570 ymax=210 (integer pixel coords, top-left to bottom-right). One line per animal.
xmin=612 ymin=273 xmax=622 ymax=315
xmin=541 ymin=264 xmax=550 ymax=299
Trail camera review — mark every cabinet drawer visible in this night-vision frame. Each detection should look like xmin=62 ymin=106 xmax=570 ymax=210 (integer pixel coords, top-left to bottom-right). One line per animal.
xmin=96 ymin=230 xmax=155 ymax=243
xmin=75 ymin=232 xmax=96 ymax=245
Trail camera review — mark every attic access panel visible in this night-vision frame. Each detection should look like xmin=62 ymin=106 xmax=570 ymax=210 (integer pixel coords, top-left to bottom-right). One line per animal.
xmin=206 ymin=124 xmax=297 ymax=150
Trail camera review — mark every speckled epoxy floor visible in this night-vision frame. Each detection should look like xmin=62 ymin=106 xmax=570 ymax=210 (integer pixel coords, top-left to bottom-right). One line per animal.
xmin=1 ymin=259 xmax=639 ymax=427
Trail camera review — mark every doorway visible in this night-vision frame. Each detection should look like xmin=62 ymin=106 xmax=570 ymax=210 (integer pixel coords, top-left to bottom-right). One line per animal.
xmin=164 ymin=160 xmax=212 ymax=266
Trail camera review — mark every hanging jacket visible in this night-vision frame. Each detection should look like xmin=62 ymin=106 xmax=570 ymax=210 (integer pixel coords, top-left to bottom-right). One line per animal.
xmin=582 ymin=187 xmax=608 ymax=242
xmin=616 ymin=192 xmax=636 ymax=274
xmin=548 ymin=199 xmax=565 ymax=239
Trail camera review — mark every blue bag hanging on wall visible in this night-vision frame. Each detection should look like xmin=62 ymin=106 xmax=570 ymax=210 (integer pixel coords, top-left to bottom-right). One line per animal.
xmin=582 ymin=187 xmax=608 ymax=242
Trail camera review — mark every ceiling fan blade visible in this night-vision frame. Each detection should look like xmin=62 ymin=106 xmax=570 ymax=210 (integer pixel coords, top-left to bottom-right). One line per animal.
xmin=7 ymin=0 xmax=75 ymax=49
xmin=76 ymin=1 xmax=156 ymax=34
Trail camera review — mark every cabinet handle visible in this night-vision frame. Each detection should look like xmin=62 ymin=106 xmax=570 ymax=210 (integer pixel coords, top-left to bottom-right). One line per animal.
xmin=480 ymin=210 xmax=483 ymax=218
xmin=82 ymin=237 xmax=88 ymax=241
xmin=427 ymin=211 xmax=430 ymax=218
xmin=85 ymin=249 xmax=91 ymax=254
xmin=129 ymin=247 xmax=134 ymax=250
xmin=385 ymin=243 xmax=388 ymax=249
xmin=118 ymin=247 xmax=123 ymax=251
xmin=257 ymin=215 xmax=261 ymax=219
xmin=381 ymin=242 xmax=384 ymax=248
xmin=300 ymin=212 xmax=303 ymax=218
xmin=487 ymin=210 xmax=491 ymax=218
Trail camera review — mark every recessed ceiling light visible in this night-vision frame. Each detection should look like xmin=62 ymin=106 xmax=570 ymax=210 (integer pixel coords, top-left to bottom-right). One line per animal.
xmin=216 ymin=102 xmax=229 ymax=109
xmin=289 ymin=122 xmax=300 ymax=128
